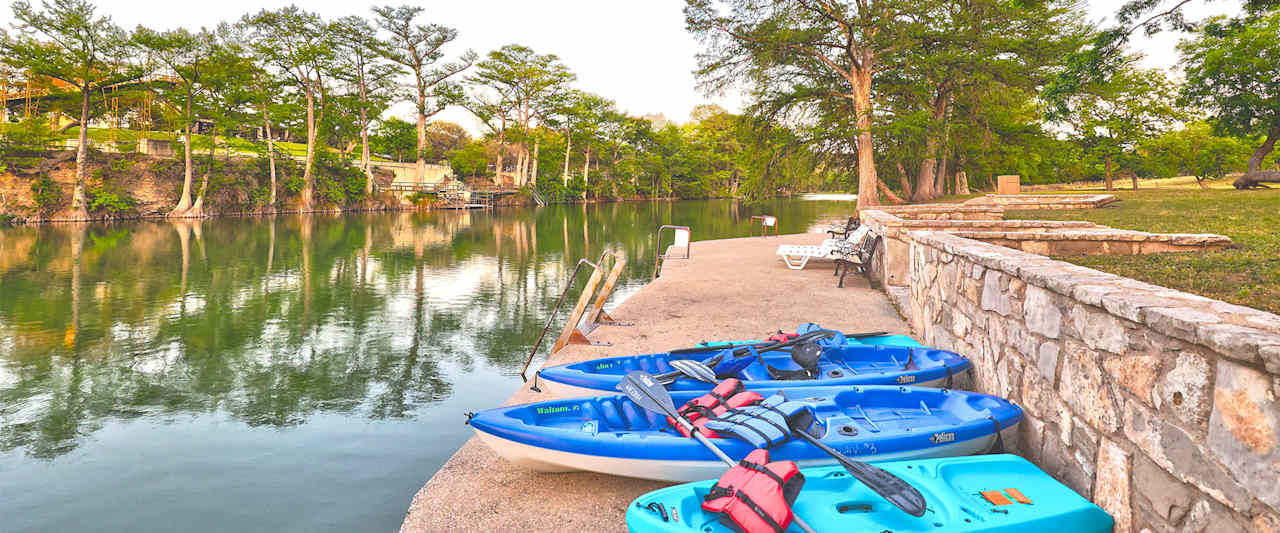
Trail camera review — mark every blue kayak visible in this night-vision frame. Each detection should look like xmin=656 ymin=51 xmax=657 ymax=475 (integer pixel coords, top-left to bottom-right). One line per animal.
xmin=626 ymin=454 xmax=1112 ymax=532
xmin=535 ymin=343 xmax=971 ymax=397
xmin=469 ymin=385 xmax=1022 ymax=482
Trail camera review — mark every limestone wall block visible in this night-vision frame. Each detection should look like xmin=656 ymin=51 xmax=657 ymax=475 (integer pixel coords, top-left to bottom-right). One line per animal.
xmin=1094 ymin=439 xmax=1133 ymax=533
xmin=1208 ymin=361 xmax=1280 ymax=510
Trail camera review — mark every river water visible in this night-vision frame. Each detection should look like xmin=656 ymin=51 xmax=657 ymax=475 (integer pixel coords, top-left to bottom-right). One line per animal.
xmin=0 ymin=198 xmax=851 ymax=533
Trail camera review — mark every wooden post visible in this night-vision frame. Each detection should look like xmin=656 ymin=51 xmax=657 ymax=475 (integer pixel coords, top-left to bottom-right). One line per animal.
xmin=551 ymin=265 xmax=606 ymax=353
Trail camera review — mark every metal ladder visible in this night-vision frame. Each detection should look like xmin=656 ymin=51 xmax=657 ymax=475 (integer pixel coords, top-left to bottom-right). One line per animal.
xmin=520 ymin=249 xmax=632 ymax=381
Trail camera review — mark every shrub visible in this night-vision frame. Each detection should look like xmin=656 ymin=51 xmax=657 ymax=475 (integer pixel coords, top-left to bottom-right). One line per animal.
xmin=313 ymin=150 xmax=366 ymax=205
xmin=30 ymin=173 xmax=61 ymax=213
xmin=86 ymin=187 xmax=137 ymax=214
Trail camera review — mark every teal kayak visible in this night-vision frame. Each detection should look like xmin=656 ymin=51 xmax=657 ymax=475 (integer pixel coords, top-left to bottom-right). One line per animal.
xmin=697 ymin=323 xmax=925 ymax=349
xmin=626 ymin=454 xmax=1112 ymax=532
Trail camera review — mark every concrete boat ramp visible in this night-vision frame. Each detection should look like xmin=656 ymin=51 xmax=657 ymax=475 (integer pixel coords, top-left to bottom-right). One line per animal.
xmin=399 ymin=233 xmax=910 ymax=532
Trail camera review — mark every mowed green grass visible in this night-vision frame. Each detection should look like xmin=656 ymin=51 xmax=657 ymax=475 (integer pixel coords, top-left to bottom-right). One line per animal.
xmin=1006 ymin=188 xmax=1280 ymax=314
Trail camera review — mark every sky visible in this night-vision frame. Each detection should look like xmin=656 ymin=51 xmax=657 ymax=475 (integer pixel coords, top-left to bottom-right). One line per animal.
xmin=0 ymin=0 xmax=1245 ymax=134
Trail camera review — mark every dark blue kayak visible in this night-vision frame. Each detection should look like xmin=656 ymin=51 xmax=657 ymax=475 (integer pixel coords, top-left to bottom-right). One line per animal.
xmin=536 ymin=343 xmax=971 ymax=397
xmin=468 ymin=385 xmax=1022 ymax=482
xmin=627 ymin=454 xmax=1112 ymax=532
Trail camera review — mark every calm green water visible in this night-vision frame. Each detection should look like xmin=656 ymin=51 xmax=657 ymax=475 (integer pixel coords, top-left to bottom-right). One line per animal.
xmin=0 ymin=199 xmax=850 ymax=533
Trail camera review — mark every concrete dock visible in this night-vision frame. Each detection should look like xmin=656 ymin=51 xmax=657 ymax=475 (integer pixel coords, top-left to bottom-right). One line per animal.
xmin=399 ymin=233 xmax=911 ymax=532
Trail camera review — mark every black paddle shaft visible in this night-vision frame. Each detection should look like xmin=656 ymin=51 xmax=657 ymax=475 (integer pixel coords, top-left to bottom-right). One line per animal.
xmin=787 ymin=411 xmax=928 ymax=517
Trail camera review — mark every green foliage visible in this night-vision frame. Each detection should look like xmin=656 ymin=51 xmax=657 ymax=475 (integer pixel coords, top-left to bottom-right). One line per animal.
xmin=30 ymin=173 xmax=61 ymax=212
xmin=450 ymin=141 xmax=489 ymax=177
xmin=4 ymin=116 xmax=59 ymax=148
xmin=312 ymin=149 xmax=365 ymax=206
xmin=1140 ymin=122 xmax=1254 ymax=182
xmin=371 ymin=117 xmax=418 ymax=162
xmin=86 ymin=186 xmax=136 ymax=214
xmin=1180 ymin=11 xmax=1280 ymax=170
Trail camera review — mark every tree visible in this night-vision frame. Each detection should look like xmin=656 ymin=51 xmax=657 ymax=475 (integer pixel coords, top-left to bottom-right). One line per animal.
xmin=424 ymin=120 xmax=469 ymax=161
xmin=243 ymin=7 xmax=332 ymax=210
xmin=331 ymin=15 xmax=400 ymax=196
xmin=1058 ymin=65 xmax=1182 ymax=190
xmin=370 ymin=117 xmax=417 ymax=162
xmin=1045 ymin=0 xmax=1280 ymax=116
xmin=187 ymin=31 xmax=255 ymax=215
xmin=1141 ymin=122 xmax=1253 ymax=187
xmin=1180 ymin=12 xmax=1280 ymax=188
xmin=449 ymin=140 xmax=487 ymax=178
xmin=686 ymin=0 xmax=927 ymax=209
xmin=467 ymin=44 xmax=575 ymax=188
xmin=372 ymin=5 xmax=475 ymax=184
xmin=133 ymin=26 xmax=214 ymax=217
xmin=1 ymin=0 xmax=136 ymax=219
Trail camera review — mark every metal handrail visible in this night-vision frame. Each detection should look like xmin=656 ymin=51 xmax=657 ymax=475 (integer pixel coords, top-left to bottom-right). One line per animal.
xmin=652 ymin=225 xmax=691 ymax=278
xmin=519 ymin=257 xmax=602 ymax=381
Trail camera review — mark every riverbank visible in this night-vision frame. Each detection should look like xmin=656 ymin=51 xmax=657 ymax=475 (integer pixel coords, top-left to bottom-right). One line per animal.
xmin=398 ymin=232 xmax=910 ymax=532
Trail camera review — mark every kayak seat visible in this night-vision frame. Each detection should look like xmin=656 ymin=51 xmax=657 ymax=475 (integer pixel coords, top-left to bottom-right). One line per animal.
xmin=622 ymin=355 xmax=673 ymax=375
xmin=735 ymin=361 xmax=774 ymax=381
xmin=593 ymin=397 xmax=662 ymax=431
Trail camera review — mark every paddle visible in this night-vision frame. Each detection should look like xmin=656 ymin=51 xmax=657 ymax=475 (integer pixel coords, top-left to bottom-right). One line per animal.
xmin=785 ymin=408 xmax=928 ymax=517
xmin=617 ymin=372 xmax=821 ymax=533
xmin=657 ymin=359 xmax=718 ymax=385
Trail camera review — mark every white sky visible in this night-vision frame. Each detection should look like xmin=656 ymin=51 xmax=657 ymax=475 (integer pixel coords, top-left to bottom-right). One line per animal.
xmin=1 ymin=0 xmax=1243 ymax=134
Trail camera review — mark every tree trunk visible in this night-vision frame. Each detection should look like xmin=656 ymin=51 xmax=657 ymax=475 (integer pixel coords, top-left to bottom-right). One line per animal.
xmin=1104 ymin=156 xmax=1114 ymax=191
xmin=262 ymin=100 xmax=277 ymax=208
xmin=360 ymin=86 xmax=373 ymax=197
xmin=1233 ymin=170 xmax=1280 ymax=189
xmin=895 ymin=162 xmax=915 ymax=199
xmin=416 ymin=104 xmax=427 ymax=184
xmin=851 ymin=67 xmax=879 ymax=210
xmin=935 ymin=158 xmax=949 ymax=196
xmin=1131 ymin=172 xmax=1139 ymax=191
xmin=495 ymin=123 xmax=506 ymax=186
xmin=69 ymin=85 xmax=90 ymax=219
xmin=956 ymin=170 xmax=970 ymax=195
xmin=531 ymin=137 xmax=540 ymax=185
xmin=876 ymin=180 xmax=907 ymax=204
xmin=171 ymin=88 xmax=194 ymax=216
xmin=1246 ymin=120 xmax=1280 ymax=173
xmin=562 ymin=130 xmax=572 ymax=186
xmin=301 ymin=87 xmax=316 ymax=211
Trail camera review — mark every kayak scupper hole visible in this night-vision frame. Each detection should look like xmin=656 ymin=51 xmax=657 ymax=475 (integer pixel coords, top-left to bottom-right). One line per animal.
xmin=838 ymin=425 xmax=858 ymax=436
xmin=934 ymin=522 xmax=943 ymax=527
xmin=828 ymin=369 xmax=843 ymax=378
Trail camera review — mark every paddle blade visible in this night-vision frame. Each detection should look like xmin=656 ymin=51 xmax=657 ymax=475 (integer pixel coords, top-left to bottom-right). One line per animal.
xmin=669 ymin=359 xmax=718 ymax=383
xmin=791 ymin=343 xmax=823 ymax=372
xmin=618 ymin=371 xmax=679 ymax=418
xmin=785 ymin=409 xmax=927 ymax=517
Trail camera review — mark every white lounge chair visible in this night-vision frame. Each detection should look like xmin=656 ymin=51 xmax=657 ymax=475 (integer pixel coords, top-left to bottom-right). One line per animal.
xmin=776 ymin=225 xmax=871 ymax=270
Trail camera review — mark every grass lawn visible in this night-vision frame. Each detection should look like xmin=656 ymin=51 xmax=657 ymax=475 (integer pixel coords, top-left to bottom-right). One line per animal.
xmin=1006 ymin=188 xmax=1280 ymax=314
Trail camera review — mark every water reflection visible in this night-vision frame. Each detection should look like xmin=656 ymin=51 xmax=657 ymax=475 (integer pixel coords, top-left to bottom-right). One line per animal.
xmin=0 ymin=199 xmax=851 ymax=533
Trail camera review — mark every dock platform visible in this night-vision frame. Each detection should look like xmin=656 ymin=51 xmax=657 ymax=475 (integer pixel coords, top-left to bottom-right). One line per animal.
xmin=399 ymin=232 xmax=912 ymax=533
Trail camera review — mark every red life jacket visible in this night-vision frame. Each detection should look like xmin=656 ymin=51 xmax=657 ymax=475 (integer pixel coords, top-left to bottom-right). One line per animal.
xmin=702 ymin=449 xmax=805 ymax=533
xmin=667 ymin=379 xmax=764 ymax=438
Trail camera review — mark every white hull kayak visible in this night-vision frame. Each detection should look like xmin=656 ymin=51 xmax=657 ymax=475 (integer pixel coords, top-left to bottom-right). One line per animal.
xmin=476 ymin=426 xmax=1016 ymax=483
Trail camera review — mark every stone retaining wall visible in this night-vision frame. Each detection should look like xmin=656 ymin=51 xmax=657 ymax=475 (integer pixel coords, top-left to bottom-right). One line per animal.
xmin=861 ymin=209 xmax=1234 ymax=289
xmin=963 ymin=193 xmax=1118 ymax=209
xmin=876 ymin=204 xmax=1005 ymax=220
xmin=905 ymin=231 xmax=1280 ymax=533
